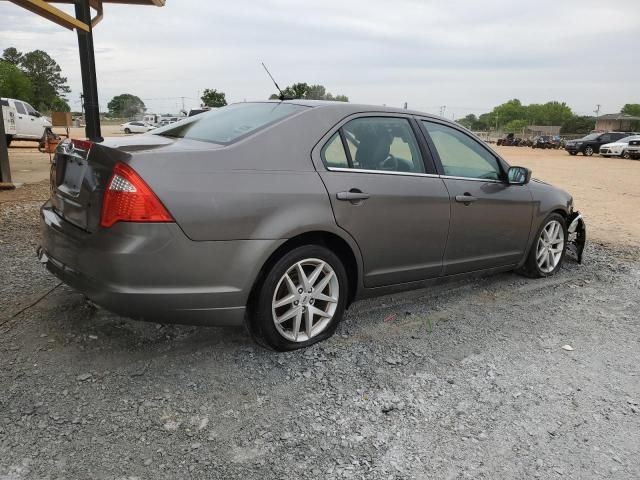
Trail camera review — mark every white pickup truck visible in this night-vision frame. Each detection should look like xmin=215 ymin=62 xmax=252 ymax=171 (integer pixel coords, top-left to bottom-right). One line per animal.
xmin=1 ymin=97 xmax=52 ymax=146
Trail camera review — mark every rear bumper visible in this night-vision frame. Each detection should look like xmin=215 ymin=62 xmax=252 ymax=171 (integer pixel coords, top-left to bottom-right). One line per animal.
xmin=38 ymin=202 xmax=284 ymax=326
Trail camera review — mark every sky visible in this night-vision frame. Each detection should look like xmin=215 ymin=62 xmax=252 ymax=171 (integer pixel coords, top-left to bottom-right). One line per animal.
xmin=1 ymin=0 xmax=638 ymax=119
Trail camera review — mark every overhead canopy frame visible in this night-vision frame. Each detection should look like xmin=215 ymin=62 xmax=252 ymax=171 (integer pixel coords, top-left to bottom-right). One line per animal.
xmin=1 ymin=0 xmax=165 ymax=186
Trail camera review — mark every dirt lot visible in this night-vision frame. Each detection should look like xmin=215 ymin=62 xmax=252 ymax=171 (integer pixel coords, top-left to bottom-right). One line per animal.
xmin=1 ymin=137 xmax=639 ymax=479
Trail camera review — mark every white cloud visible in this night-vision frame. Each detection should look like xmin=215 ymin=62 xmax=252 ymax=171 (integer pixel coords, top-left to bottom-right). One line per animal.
xmin=1 ymin=0 xmax=638 ymax=117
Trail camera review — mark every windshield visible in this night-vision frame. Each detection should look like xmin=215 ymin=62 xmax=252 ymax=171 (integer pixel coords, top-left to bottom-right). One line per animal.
xmin=152 ymin=102 xmax=308 ymax=144
xmin=579 ymin=133 xmax=600 ymax=141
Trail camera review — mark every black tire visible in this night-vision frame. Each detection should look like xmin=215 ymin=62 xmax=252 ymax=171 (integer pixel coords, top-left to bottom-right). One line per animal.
xmin=124 ymin=128 xmax=131 ymax=134
xmin=248 ymin=245 xmax=349 ymax=351
xmin=622 ymin=150 xmax=630 ymax=159
xmin=568 ymin=151 xmax=577 ymax=156
xmin=5 ymin=135 xmax=12 ymax=147
xmin=583 ymin=146 xmax=594 ymax=156
xmin=518 ymin=213 xmax=568 ymax=278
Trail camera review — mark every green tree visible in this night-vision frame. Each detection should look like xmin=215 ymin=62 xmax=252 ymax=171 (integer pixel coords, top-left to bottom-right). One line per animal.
xmin=0 ymin=61 xmax=34 ymax=102
xmin=560 ymin=116 xmax=595 ymax=135
xmin=19 ymin=50 xmax=70 ymax=111
xmin=50 ymin=96 xmax=70 ymax=112
xmin=503 ymin=119 xmax=528 ymax=134
xmin=269 ymin=82 xmax=348 ymax=102
xmin=621 ymin=104 xmax=640 ymax=116
xmin=201 ymin=88 xmax=227 ymax=108
xmin=456 ymin=113 xmax=488 ymax=130
xmin=107 ymin=93 xmax=146 ymax=118
xmin=2 ymin=47 xmax=23 ymax=65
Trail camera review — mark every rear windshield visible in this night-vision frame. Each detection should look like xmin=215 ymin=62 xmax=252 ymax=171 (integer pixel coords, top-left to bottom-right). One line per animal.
xmin=152 ymin=102 xmax=307 ymax=144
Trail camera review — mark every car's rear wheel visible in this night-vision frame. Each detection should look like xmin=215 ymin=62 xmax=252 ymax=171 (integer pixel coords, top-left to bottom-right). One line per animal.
xmin=249 ymin=245 xmax=348 ymax=351
xmin=124 ymin=128 xmax=131 ymax=134
xmin=583 ymin=146 xmax=594 ymax=156
xmin=519 ymin=213 xmax=567 ymax=278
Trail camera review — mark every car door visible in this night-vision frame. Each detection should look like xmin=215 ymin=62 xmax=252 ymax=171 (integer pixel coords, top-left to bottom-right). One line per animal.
xmin=313 ymin=115 xmax=450 ymax=288
xmin=420 ymin=120 xmax=533 ymax=275
xmin=23 ymin=102 xmax=45 ymax=138
xmin=12 ymin=100 xmax=36 ymax=139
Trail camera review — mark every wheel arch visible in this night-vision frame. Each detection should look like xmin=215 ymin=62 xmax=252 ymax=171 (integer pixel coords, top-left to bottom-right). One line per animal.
xmin=246 ymin=230 xmax=363 ymax=316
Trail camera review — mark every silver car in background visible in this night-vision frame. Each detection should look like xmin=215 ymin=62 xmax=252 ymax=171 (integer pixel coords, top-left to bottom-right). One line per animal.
xmin=39 ymin=101 xmax=586 ymax=350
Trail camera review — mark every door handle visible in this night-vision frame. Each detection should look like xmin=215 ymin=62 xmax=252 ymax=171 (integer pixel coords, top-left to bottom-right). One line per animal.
xmin=455 ymin=194 xmax=477 ymax=204
xmin=336 ymin=190 xmax=370 ymax=202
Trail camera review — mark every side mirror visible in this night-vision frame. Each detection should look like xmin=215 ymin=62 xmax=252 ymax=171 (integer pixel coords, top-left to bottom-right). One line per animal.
xmin=508 ymin=166 xmax=531 ymax=185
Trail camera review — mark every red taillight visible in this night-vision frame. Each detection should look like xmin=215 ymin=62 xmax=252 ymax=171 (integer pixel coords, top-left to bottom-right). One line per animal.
xmin=100 ymin=162 xmax=173 ymax=228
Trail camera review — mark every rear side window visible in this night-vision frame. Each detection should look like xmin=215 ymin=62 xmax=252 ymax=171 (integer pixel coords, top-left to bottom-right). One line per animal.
xmin=323 ymin=117 xmax=425 ymax=173
xmin=153 ymin=102 xmax=307 ymax=145
xmin=321 ymin=133 xmax=349 ymax=168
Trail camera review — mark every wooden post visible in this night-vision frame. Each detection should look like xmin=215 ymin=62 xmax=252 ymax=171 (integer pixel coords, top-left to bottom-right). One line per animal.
xmin=0 ymin=105 xmax=15 ymax=189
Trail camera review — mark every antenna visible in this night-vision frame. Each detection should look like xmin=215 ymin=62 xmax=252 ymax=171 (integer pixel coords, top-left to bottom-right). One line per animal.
xmin=261 ymin=62 xmax=288 ymax=101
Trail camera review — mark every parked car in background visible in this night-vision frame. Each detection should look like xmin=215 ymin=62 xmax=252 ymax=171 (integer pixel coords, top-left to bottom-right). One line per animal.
xmin=1 ymin=97 xmax=52 ymax=146
xmin=599 ymin=135 xmax=640 ymax=159
xmin=626 ymin=138 xmax=640 ymax=160
xmin=120 ymin=121 xmax=155 ymax=134
xmin=564 ymin=131 xmax=636 ymax=156
xmin=39 ymin=101 xmax=586 ymax=350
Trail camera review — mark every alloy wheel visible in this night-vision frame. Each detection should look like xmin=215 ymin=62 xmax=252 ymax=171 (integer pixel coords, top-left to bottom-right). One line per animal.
xmin=271 ymin=258 xmax=339 ymax=342
xmin=536 ymin=220 xmax=565 ymax=273
xmin=584 ymin=146 xmax=593 ymax=156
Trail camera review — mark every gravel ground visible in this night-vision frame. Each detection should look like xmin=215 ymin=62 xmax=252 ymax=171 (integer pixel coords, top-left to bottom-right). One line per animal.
xmin=1 ymin=183 xmax=639 ymax=479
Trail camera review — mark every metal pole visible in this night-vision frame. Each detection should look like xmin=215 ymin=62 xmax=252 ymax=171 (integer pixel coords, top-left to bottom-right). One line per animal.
xmin=75 ymin=0 xmax=102 ymax=141
xmin=0 ymin=105 xmax=14 ymax=188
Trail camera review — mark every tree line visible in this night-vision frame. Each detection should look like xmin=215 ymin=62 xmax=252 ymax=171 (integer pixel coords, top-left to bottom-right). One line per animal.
xmin=106 ymin=83 xmax=349 ymax=118
xmin=456 ymin=99 xmax=640 ymax=134
xmin=1 ymin=47 xmax=71 ymax=112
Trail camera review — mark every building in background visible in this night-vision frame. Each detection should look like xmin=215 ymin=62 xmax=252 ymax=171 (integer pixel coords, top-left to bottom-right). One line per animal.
xmin=595 ymin=114 xmax=640 ymax=132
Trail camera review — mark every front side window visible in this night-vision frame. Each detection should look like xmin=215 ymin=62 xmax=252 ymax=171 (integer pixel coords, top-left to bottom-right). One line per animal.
xmin=339 ymin=117 xmax=425 ymax=173
xmin=422 ymin=121 xmax=502 ymax=180
xmin=153 ymin=102 xmax=307 ymax=145
xmin=25 ymin=103 xmax=38 ymax=116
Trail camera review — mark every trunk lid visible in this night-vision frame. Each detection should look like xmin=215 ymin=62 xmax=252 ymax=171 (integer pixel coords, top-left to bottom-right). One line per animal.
xmin=49 ymin=136 xmax=177 ymax=232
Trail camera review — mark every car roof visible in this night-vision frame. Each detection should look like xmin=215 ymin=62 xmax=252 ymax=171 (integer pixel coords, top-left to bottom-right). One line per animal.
xmin=245 ymin=99 xmax=448 ymax=122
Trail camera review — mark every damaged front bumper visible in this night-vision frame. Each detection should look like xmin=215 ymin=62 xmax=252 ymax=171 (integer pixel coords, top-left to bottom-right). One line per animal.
xmin=566 ymin=211 xmax=586 ymax=263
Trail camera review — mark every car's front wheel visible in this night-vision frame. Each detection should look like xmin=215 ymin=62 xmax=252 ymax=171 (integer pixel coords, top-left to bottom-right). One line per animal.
xmin=124 ymin=128 xmax=131 ymax=134
xmin=568 ymin=151 xmax=577 ymax=156
xmin=622 ymin=150 xmax=630 ymax=159
xmin=249 ymin=245 xmax=348 ymax=351
xmin=519 ymin=214 xmax=567 ymax=278
xmin=583 ymin=146 xmax=594 ymax=156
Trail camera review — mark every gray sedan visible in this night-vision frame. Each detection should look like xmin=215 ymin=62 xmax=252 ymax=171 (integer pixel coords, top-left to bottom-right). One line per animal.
xmin=39 ymin=101 xmax=586 ymax=350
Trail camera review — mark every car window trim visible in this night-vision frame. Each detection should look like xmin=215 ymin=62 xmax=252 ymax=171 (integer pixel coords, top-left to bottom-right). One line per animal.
xmin=326 ymin=166 xmax=440 ymax=179
xmin=418 ymin=118 xmax=509 ymax=182
xmin=338 ymin=129 xmax=354 ymax=168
